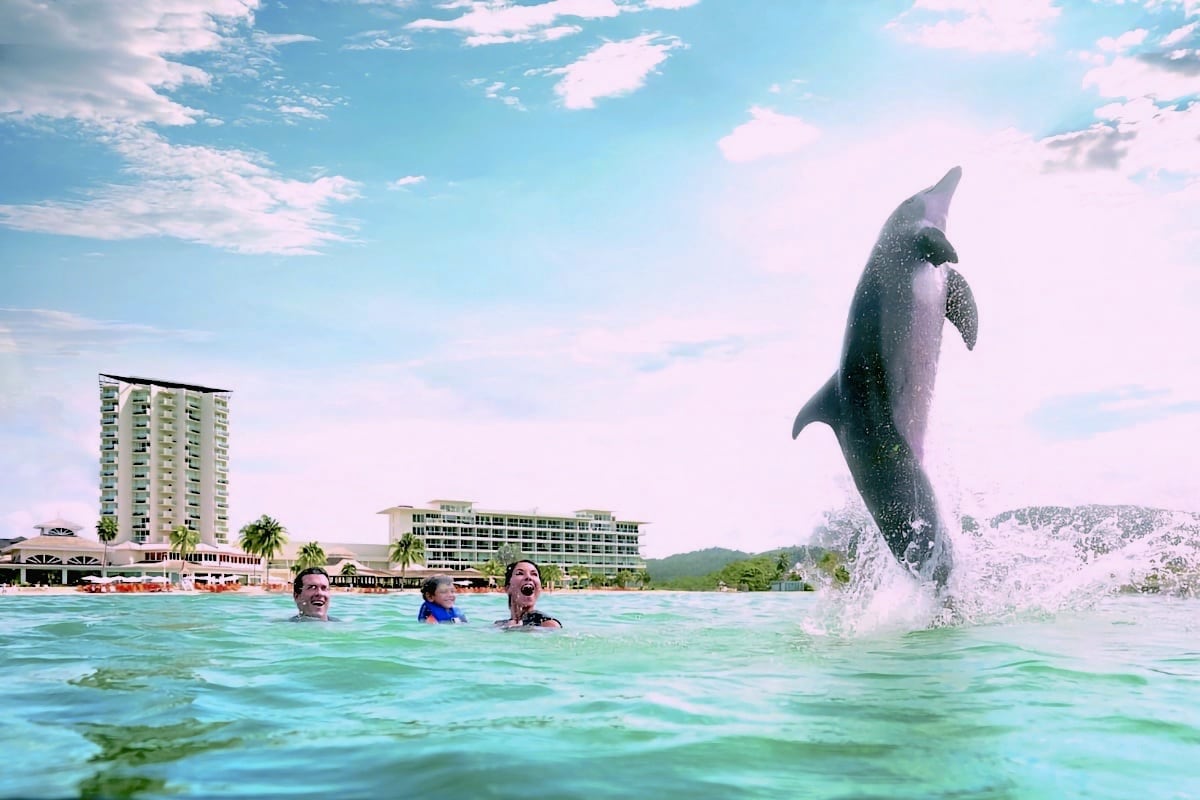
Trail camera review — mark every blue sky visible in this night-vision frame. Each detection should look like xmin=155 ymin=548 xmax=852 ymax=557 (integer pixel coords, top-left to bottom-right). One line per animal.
xmin=2 ymin=0 xmax=1198 ymax=558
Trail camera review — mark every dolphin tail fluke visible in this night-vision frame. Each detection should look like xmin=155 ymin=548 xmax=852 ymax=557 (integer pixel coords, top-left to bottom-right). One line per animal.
xmin=945 ymin=267 xmax=978 ymax=350
xmin=792 ymin=373 xmax=839 ymax=439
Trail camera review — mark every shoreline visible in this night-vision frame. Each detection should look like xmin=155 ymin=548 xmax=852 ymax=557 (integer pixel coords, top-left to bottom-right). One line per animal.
xmin=0 ymin=585 xmax=662 ymax=598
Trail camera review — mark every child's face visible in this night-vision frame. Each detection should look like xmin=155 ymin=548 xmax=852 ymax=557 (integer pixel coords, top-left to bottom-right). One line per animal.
xmin=429 ymin=583 xmax=456 ymax=609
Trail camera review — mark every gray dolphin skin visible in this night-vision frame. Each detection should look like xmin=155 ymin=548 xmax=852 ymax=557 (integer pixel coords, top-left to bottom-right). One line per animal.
xmin=791 ymin=166 xmax=978 ymax=589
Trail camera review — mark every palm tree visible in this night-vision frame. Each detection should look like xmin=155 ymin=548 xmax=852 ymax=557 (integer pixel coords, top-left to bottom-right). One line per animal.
xmin=296 ymin=542 xmax=326 ymax=572
xmin=169 ymin=524 xmax=200 ymax=572
xmin=539 ymin=562 xmax=562 ymax=590
xmin=238 ymin=521 xmax=262 ymax=584
xmin=615 ymin=569 xmax=634 ymax=589
xmin=637 ymin=568 xmax=652 ymax=590
xmin=477 ymin=557 xmax=504 ymax=589
xmin=96 ymin=516 xmax=118 ymax=578
xmin=254 ymin=515 xmax=288 ymax=585
xmin=390 ymin=532 xmax=424 ymax=584
xmin=569 ymin=564 xmax=591 ymax=589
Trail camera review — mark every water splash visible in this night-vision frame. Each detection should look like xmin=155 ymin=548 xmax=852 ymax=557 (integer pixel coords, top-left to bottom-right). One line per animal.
xmin=802 ymin=494 xmax=1200 ymax=636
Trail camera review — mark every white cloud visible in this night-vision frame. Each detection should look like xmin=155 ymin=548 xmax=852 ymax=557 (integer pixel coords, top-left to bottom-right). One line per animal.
xmin=466 ymin=24 xmax=582 ymax=46
xmin=550 ymin=33 xmax=683 ymax=109
xmin=0 ymin=308 xmax=211 ymax=358
xmin=343 ymin=29 xmax=414 ymax=50
xmin=479 ymin=81 xmax=527 ymax=109
xmin=718 ymin=106 xmax=821 ymax=163
xmin=1097 ymin=28 xmax=1148 ymax=52
xmin=1045 ymin=98 xmax=1200 ymax=177
xmin=254 ymin=32 xmax=319 ymax=47
xmin=1160 ymin=21 xmax=1197 ymax=46
xmin=0 ymin=128 xmax=361 ymax=255
xmin=407 ymin=0 xmax=624 ymax=42
xmin=1083 ymin=54 xmax=1200 ymax=100
xmin=887 ymin=0 xmax=1061 ymax=53
xmin=388 ymin=175 xmax=427 ymax=189
xmin=0 ymin=0 xmax=257 ymax=127
xmin=644 ymin=0 xmax=701 ymax=8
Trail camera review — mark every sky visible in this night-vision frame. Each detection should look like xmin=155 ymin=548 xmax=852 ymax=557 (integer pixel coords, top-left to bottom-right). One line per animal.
xmin=1 ymin=0 xmax=1198 ymax=560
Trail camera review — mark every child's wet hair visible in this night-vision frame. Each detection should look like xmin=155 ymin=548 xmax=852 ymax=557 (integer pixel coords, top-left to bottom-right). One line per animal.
xmin=421 ymin=574 xmax=454 ymax=599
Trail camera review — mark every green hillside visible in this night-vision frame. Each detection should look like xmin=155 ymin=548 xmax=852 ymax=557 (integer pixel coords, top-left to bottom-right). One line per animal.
xmin=645 ymin=547 xmax=750 ymax=581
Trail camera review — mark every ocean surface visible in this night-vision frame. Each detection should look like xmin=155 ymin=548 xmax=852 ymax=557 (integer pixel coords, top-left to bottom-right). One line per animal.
xmin=1 ymin=588 xmax=1197 ymax=800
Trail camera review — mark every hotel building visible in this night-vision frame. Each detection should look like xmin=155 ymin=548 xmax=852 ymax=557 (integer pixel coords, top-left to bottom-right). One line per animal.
xmin=378 ymin=500 xmax=647 ymax=577
xmin=100 ymin=374 xmax=231 ymax=546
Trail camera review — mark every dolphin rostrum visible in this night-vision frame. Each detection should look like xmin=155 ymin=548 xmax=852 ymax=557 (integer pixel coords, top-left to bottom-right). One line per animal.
xmin=792 ymin=166 xmax=978 ymax=589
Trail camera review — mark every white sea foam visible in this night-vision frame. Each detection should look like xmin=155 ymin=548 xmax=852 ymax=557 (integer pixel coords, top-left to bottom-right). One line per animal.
xmin=803 ymin=491 xmax=1200 ymax=636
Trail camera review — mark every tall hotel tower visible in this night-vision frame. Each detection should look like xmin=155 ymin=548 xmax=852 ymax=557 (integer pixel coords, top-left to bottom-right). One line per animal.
xmin=99 ymin=375 xmax=231 ymax=545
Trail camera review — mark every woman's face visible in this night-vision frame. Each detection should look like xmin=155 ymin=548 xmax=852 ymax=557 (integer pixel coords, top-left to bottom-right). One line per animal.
xmin=507 ymin=561 xmax=541 ymax=604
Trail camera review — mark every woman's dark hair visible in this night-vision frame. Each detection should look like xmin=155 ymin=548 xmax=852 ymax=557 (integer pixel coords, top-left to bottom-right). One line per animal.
xmin=421 ymin=575 xmax=453 ymax=598
xmin=293 ymin=566 xmax=330 ymax=596
xmin=504 ymin=559 xmax=540 ymax=588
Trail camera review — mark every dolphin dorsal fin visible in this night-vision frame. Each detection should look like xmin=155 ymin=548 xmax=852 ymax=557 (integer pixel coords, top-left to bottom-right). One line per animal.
xmin=945 ymin=267 xmax=978 ymax=350
xmin=792 ymin=373 xmax=839 ymax=439
xmin=917 ymin=227 xmax=958 ymax=266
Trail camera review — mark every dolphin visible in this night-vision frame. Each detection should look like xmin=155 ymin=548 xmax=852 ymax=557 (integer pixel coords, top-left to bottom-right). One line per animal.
xmin=791 ymin=166 xmax=978 ymax=589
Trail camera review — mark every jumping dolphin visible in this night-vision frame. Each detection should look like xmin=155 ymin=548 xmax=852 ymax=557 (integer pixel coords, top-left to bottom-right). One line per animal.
xmin=791 ymin=166 xmax=978 ymax=589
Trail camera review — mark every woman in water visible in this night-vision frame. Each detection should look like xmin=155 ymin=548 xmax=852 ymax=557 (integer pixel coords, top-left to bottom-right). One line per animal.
xmin=494 ymin=560 xmax=561 ymax=629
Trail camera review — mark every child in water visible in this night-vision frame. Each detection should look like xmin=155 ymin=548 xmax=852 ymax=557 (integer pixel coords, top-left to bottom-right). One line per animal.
xmin=417 ymin=575 xmax=468 ymax=624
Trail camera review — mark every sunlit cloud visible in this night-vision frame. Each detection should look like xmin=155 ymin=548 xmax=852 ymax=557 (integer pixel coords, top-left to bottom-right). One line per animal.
xmin=887 ymin=0 xmax=1062 ymax=53
xmin=407 ymin=0 xmax=624 ymax=43
xmin=0 ymin=0 xmax=256 ymax=127
xmin=718 ymin=106 xmax=821 ymax=163
xmin=0 ymin=128 xmax=361 ymax=255
xmin=549 ymin=33 xmax=684 ymax=109
xmin=388 ymin=175 xmax=427 ymax=189
xmin=343 ymin=29 xmax=414 ymax=50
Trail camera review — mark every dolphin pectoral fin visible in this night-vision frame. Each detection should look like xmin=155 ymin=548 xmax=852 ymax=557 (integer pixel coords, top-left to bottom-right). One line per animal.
xmin=792 ymin=373 xmax=839 ymax=439
xmin=945 ymin=267 xmax=978 ymax=351
xmin=917 ymin=227 xmax=958 ymax=265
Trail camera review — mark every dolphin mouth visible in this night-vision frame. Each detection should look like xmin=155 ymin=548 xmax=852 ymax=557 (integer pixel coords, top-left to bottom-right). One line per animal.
xmin=922 ymin=165 xmax=962 ymax=229
xmin=933 ymin=166 xmax=962 ymax=194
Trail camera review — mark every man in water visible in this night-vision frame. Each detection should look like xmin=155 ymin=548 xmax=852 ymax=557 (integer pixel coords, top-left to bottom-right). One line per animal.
xmin=494 ymin=559 xmax=561 ymax=629
xmin=291 ymin=566 xmax=337 ymax=621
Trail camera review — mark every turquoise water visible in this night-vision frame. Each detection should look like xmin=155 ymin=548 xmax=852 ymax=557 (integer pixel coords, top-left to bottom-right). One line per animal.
xmin=2 ymin=590 xmax=1198 ymax=800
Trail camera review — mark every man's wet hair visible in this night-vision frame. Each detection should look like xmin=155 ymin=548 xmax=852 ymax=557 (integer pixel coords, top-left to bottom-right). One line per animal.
xmin=293 ymin=566 xmax=330 ymax=596
xmin=504 ymin=559 xmax=540 ymax=588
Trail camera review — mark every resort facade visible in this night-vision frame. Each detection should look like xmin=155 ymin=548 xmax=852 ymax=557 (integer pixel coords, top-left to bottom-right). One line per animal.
xmin=379 ymin=499 xmax=647 ymax=577
xmin=100 ymin=374 xmax=231 ymax=546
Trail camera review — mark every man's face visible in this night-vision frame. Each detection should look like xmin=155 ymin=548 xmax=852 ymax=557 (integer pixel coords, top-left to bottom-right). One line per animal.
xmin=294 ymin=573 xmax=331 ymax=619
